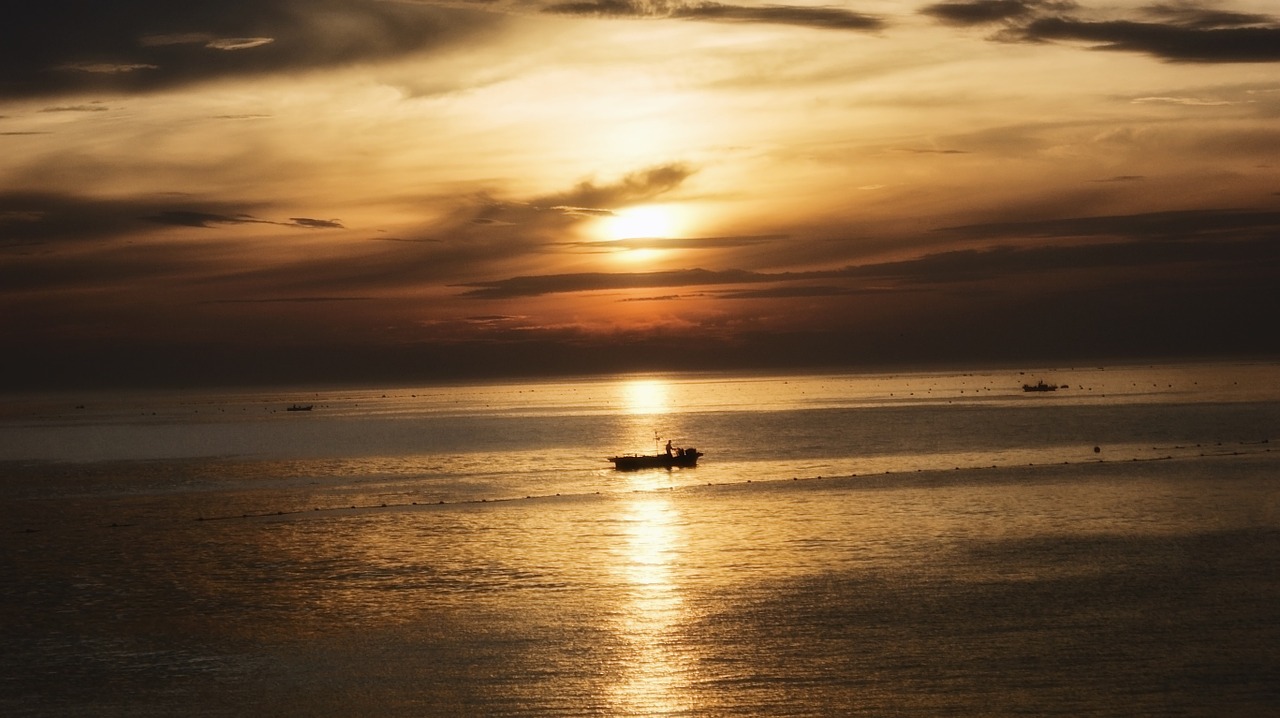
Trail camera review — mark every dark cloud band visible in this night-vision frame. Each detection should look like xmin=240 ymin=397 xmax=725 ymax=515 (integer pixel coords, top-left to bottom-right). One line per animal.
xmin=0 ymin=0 xmax=500 ymax=98
xmin=1020 ymin=17 xmax=1280 ymax=63
xmin=921 ymin=0 xmax=1280 ymax=63
xmin=543 ymin=0 xmax=884 ymax=31
xmin=455 ymin=208 xmax=1280 ymax=298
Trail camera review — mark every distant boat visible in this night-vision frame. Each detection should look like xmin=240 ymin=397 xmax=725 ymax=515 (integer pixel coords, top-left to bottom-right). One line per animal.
xmin=1022 ymin=380 xmax=1058 ymax=392
xmin=286 ymin=404 xmax=314 ymax=411
xmin=609 ymin=442 xmax=703 ymax=471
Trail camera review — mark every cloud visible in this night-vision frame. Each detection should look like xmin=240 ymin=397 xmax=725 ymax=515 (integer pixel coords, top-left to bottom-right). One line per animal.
xmin=0 ymin=192 xmax=207 ymax=242
xmin=137 ymin=32 xmax=275 ymax=52
xmin=838 ymin=234 xmax=1280 ymax=308
xmin=287 ymin=217 xmax=344 ymax=229
xmin=142 ymin=163 xmax=706 ymax=302
xmin=618 ymin=293 xmax=706 ymax=302
xmin=39 ymin=104 xmax=110 ymax=113
xmin=146 ymin=210 xmax=273 ymax=228
xmin=936 ymin=208 xmax=1280 ymax=240
xmin=921 ymin=0 xmax=1280 ymax=63
xmin=920 ymin=0 xmax=1056 ymax=26
xmin=1131 ymin=95 xmax=1234 ymax=106
xmin=201 ymin=297 xmax=373 ymax=304
xmin=0 ymin=191 xmax=347 ymax=242
xmin=542 ymin=0 xmax=885 ymax=31
xmin=1018 ymin=16 xmax=1280 ymax=63
xmin=205 ymin=38 xmax=276 ymax=51
xmin=1140 ymin=3 xmax=1275 ymax=29
xmin=464 ymin=315 xmax=524 ymax=323
xmin=831 ymin=225 xmax=1276 ymax=288
xmin=367 ymin=236 xmax=443 ymax=244
xmin=140 ymin=33 xmax=219 ymax=47
xmin=0 ymin=0 xmax=502 ymax=98
xmin=218 ymin=166 xmax=702 ymax=296
xmin=573 ymin=234 xmax=785 ymax=251
xmin=464 ymin=163 xmax=697 ymax=228
xmin=147 ymin=211 xmax=344 ymax=229
xmin=455 ymin=267 xmax=764 ymax=298
xmin=453 ymin=207 xmax=1280 ymax=299
xmin=551 ymin=206 xmax=615 ymax=218
xmin=55 ymin=62 xmax=160 ymax=74
xmin=144 ymin=209 xmax=343 ymax=229
xmin=894 ymin=147 xmax=970 ymax=154
xmin=715 ymin=284 xmax=866 ymax=299
xmin=534 ymin=163 xmax=696 ymax=211
xmin=670 ymin=3 xmax=885 ymax=30
xmin=452 ymin=233 xmax=1277 ymax=299
xmin=459 ymin=206 xmax=1280 ymax=308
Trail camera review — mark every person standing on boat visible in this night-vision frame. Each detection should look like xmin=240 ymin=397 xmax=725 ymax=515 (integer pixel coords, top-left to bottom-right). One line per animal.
xmin=665 ymin=439 xmax=673 ymax=457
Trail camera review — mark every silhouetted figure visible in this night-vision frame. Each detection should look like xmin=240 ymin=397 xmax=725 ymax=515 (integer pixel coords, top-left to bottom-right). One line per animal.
xmin=665 ymin=440 xmax=673 ymax=457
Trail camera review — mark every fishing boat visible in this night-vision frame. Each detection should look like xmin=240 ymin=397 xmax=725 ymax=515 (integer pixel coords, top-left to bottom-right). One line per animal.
xmin=1022 ymin=380 xmax=1058 ymax=392
xmin=286 ymin=404 xmax=314 ymax=411
xmin=609 ymin=440 xmax=703 ymax=471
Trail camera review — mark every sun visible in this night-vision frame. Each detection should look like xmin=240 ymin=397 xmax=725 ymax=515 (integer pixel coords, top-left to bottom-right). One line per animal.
xmin=594 ymin=204 xmax=686 ymax=264
xmin=602 ymin=204 xmax=679 ymax=241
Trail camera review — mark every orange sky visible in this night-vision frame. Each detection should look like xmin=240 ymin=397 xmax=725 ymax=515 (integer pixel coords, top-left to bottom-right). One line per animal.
xmin=2 ymin=0 xmax=1279 ymax=387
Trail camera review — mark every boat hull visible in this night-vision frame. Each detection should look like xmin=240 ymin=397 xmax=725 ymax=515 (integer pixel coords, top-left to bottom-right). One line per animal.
xmin=608 ymin=451 xmax=702 ymax=471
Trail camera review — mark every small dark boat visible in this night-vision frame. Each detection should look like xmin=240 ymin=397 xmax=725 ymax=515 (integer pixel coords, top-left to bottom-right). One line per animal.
xmin=286 ymin=404 xmax=314 ymax=411
xmin=609 ymin=442 xmax=703 ymax=471
xmin=1022 ymin=380 xmax=1058 ymax=392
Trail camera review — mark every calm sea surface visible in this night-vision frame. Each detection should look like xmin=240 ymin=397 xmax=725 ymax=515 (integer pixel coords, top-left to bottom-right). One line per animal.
xmin=2 ymin=362 xmax=1278 ymax=716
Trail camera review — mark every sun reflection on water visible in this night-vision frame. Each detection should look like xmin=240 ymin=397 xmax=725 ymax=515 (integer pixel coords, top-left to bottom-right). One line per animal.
xmin=623 ymin=378 xmax=671 ymax=416
xmin=608 ymin=491 xmax=693 ymax=715
xmin=616 ymin=377 xmax=678 ymax=458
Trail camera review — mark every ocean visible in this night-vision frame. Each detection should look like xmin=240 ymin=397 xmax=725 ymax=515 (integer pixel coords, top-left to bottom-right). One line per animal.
xmin=2 ymin=362 xmax=1278 ymax=716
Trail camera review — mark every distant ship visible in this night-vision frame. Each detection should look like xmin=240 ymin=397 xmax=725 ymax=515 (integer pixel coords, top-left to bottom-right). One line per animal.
xmin=1022 ymin=380 xmax=1058 ymax=392
xmin=286 ymin=404 xmax=314 ymax=411
xmin=609 ymin=440 xmax=703 ymax=471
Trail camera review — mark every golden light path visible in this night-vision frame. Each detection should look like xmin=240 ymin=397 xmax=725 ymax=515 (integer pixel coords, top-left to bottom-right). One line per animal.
xmin=609 ymin=376 xmax=694 ymax=714
xmin=609 ymin=489 xmax=692 ymax=714
xmin=619 ymin=378 xmax=673 ymax=456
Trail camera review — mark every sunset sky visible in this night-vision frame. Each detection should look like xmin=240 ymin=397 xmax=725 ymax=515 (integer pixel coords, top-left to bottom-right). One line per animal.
xmin=3 ymin=0 xmax=1278 ymax=388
